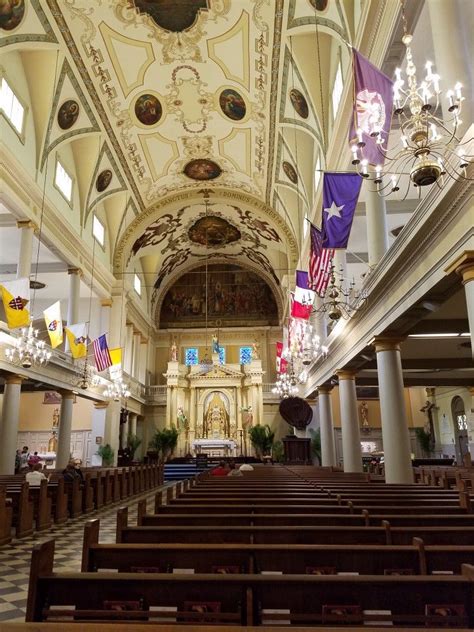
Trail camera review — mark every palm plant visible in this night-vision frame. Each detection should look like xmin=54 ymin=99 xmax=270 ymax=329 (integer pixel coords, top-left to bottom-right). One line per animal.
xmin=308 ymin=428 xmax=321 ymax=465
xmin=149 ymin=426 xmax=179 ymax=462
xmin=414 ymin=427 xmax=434 ymax=457
xmin=127 ymin=433 xmax=142 ymax=460
xmin=97 ymin=443 xmax=114 ymax=466
xmin=248 ymin=424 xmax=275 ymax=459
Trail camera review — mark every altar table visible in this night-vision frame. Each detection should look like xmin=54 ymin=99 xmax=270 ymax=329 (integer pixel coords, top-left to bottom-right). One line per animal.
xmin=192 ymin=438 xmax=236 ymax=456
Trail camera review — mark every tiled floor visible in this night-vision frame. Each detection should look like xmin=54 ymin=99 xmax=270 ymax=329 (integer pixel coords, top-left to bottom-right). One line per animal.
xmin=0 ymin=485 xmax=170 ymax=623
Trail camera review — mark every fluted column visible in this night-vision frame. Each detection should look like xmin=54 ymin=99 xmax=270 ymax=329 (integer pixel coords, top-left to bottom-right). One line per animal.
xmin=104 ymin=401 xmax=120 ymax=465
xmin=124 ymin=324 xmax=134 ymax=374
xmin=336 ymin=370 xmax=363 ymax=472
xmin=0 ymin=374 xmax=23 ymax=474
xmin=445 ymin=252 xmax=474 ymax=359
xmin=365 ymin=186 xmax=389 ymax=269
xmin=318 ymin=386 xmax=336 ymax=467
xmin=17 ymin=220 xmax=36 ymax=279
xmin=373 ymin=337 xmax=413 ymax=484
xmin=138 ymin=338 xmax=147 ymax=384
xmin=56 ymin=390 xmax=75 ymax=469
xmin=132 ymin=331 xmax=141 ymax=379
xmin=65 ymin=268 xmax=81 ymax=352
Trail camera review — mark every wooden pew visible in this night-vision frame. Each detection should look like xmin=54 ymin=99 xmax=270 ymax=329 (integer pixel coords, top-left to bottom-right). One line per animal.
xmin=0 ymin=487 xmax=13 ymax=545
xmin=5 ymin=481 xmax=34 ymax=538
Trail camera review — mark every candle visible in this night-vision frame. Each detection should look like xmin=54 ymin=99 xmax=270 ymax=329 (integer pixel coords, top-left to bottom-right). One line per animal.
xmin=454 ymin=82 xmax=463 ymax=100
xmin=361 ymin=159 xmax=368 ymax=176
xmin=351 ymin=145 xmax=359 ymax=162
xmin=425 ymin=60 xmax=433 ymax=80
xmin=357 ymin=128 xmax=363 ymax=143
xmin=375 ymin=165 xmax=382 ymax=181
xmin=395 ymin=67 xmax=402 ymax=82
xmin=447 ymin=90 xmax=454 ymax=108
xmin=432 ymin=74 xmax=440 ymax=94
xmin=430 ymin=123 xmax=439 ymax=141
xmin=391 ymin=174 xmax=397 ymax=190
xmin=401 ymin=135 xmax=408 ymax=148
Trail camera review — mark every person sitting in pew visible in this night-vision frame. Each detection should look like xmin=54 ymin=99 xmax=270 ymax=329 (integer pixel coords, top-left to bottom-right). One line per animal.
xmin=227 ymin=462 xmax=243 ymax=477
xmin=63 ymin=460 xmax=84 ymax=485
xmin=211 ymin=461 xmax=230 ymax=477
xmin=239 ymin=463 xmax=254 ymax=472
xmin=26 ymin=463 xmax=49 ymax=486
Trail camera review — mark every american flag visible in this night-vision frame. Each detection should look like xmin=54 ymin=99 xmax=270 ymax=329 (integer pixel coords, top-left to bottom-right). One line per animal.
xmin=93 ymin=334 xmax=112 ymax=372
xmin=308 ymin=223 xmax=334 ymax=297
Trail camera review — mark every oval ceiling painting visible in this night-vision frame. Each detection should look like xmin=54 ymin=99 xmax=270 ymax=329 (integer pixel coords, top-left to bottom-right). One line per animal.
xmin=282 ymin=161 xmax=298 ymax=184
xmin=96 ymin=169 xmax=113 ymax=193
xmin=309 ymin=0 xmax=329 ymax=11
xmin=0 ymin=0 xmax=25 ymax=30
xmin=289 ymin=88 xmax=309 ymax=119
xmin=188 ymin=216 xmax=241 ymax=247
xmin=57 ymin=100 xmax=80 ymax=130
xmin=132 ymin=0 xmax=207 ymax=33
xmin=184 ymin=159 xmax=222 ymax=181
xmin=134 ymin=93 xmax=162 ymax=126
xmin=219 ymin=89 xmax=246 ymax=121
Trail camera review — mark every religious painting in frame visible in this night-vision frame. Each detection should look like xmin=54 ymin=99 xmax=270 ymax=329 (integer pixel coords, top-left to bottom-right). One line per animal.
xmin=188 ymin=216 xmax=241 ymax=246
xmin=43 ymin=391 xmax=76 ymax=405
xmin=356 ymin=387 xmax=379 ymax=401
xmin=219 ymin=88 xmax=246 ymax=121
xmin=282 ymin=161 xmax=298 ymax=184
xmin=309 ymin=0 xmax=329 ymax=11
xmin=0 ymin=0 xmax=26 ymax=31
xmin=96 ymin=169 xmax=113 ymax=192
xmin=183 ymin=159 xmax=222 ymax=181
xmin=57 ymin=100 xmax=80 ymax=130
xmin=289 ymin=88 xmax=309 ymax=119
xmin=131 ymin=0 xmax=207 ymax=33
xmin=134 ymin=93 xmax=162 ymax=126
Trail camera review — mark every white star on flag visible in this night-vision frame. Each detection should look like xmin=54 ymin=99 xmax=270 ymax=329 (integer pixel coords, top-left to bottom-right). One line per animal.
xmin=324 ymin=201 xmax=344 ymax=219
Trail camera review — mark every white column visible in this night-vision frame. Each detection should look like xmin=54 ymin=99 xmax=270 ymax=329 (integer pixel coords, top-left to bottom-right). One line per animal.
xmin=373 ymin=337 xmax=413 ymax=484
xmin=0 ymin=374 xmax=23 ymax=474
xmin=17 ymin=220 xmax=36 ymax=279
xmin=90 ymin=402 xmax=108 ymax=466
xmin=65 ymin=268 xmax=81 ymax=352
xmin=428 ymin=1 xmax=472 ymax=132
xmin=189 ymin=387 xmax=197 ymax=435
xmin=109 ymin=291 xmax=127 ymax=350
xmin=132 ymin=331 xmax=141 ymax=379
xmin=318 ymin=386 xmax=336 ymax=467
xmin=100 ymin=298 xmax=112 ymax=337
xmin=124 ymin=324 xmax=134 ymax=374
xmin=445 ymin=254 xmax=474 ymax=359
xmin=121 ymin=412 xmax=129 ymax=448
xmin=104 ymin=400 xmax=121 ymax=465
xmin=56 ymin=390 xmax=75 ymax=469
xmin=365 ymin=186 xmax=389 ymax=269
xmin=129 ymin=412 xmax=137 ymax=437
xmin=336 ymin=370 xmax=363 ymax=472
xmin=165 ymin=387 xmax=172 ymax=427
xmin=138 ymin=339 xmax=147 ymax=384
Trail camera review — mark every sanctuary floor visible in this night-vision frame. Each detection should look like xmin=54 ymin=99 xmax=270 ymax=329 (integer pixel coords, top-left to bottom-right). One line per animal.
xmin=0 ymin=484 xmax=171 ymax=623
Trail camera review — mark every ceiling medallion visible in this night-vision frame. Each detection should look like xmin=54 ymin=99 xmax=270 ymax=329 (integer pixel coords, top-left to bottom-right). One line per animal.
xmin=134 ymin=93 xmax=163 ymax=126
xmin=289 ymin=88 xmax=309 ymax=119
xmin=0 ymin=0 xmax=25 ymax=31
xmin=309 ymin=0 xmax=329 ymax=11
xmin=57 ymin=100 xmax=80 ymax=130
xmin=282 ymin=161 xmax=298 ymax=184
xmin=183 ymin=159 xmax=222 ymax=181
xmin=219 ymin=89 xmax=246 ymax=121
xmin=96 ymin=169 xmax=112 ymax=192
xmin=188 ymin=215 xmax=241 ymax=246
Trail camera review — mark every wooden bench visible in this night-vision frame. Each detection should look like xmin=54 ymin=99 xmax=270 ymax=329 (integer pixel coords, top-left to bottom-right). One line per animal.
xmin=0 ymin=487 xmax=13 ymax=545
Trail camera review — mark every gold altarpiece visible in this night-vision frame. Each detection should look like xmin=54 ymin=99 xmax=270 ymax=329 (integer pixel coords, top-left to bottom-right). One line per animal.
xmin=164 ymin=353 xmax=264 ymax=455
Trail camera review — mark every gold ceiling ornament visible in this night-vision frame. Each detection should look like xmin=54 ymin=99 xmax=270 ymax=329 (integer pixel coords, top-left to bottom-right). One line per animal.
xmin=352 ymin=0 xmax=473 ymax=197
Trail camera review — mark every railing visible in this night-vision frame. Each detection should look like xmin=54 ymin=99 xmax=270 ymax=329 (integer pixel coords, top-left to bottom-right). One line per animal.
xmin=144 ymin=385 xmax=167 ymax=404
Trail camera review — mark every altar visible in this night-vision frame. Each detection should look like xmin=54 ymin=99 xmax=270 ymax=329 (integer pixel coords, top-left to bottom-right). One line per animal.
xmin=192 ymin=438 xmax=237 ymax=456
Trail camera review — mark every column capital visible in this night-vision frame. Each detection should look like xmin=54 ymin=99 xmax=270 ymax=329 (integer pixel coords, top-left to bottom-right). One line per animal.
xmin=16 ymin=219 xmax=38 ymax=232
xmin=371 ymin=336 xmax=405 ymax=353
xmin=58 ymin=389 xmax=75 ymax=399
xmin=100 ymin=298 xmax=113 ymax=308
xmin=68 ymin=267 xmax=83 ymax=277
xmin=336 ymin=369 xmax=357 ymax=380
xmin=4 ymin=373 xmax=23 ymax=385
xmin=444 ymin=250 xmax=474 ymax=283
xmin=94 ymin=400 xmax=109 ymax=409
xmin=317 ymin=385 xmax=333 ymax=394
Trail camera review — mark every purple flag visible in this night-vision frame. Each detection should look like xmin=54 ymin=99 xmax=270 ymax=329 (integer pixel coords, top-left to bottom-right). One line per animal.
xmin=321 ymin=173 xmax=362 ymax=249
xmin=350 ymin=49 xmax=393 ymax=166
xmin=296 ymin=270 xmax=310 ymax=289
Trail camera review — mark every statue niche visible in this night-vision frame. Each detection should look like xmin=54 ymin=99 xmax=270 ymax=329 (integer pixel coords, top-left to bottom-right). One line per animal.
xmin=203 ymin=392 xmax=230 ymax=439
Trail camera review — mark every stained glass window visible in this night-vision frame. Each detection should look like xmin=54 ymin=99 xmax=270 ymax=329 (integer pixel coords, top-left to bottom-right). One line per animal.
xmin=240 ymin=346 xmax=252 ymax=365
xmin=218 ymin=346 xmax=226 ymax=365
xmin=185 ymin=347 xmax=198 ymax=366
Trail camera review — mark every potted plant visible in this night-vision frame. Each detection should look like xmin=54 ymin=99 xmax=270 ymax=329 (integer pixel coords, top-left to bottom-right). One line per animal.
xmin=308 ymin=428 xmax=321 ymax=465
xmin=248 ymin=424 xmax=275 ymax=459
xmin=97 ymin=443 xmax=114 ymax=466
xmin=414 ymin=427 xmax=434 ymax=457
xmin=127 ymin=433 xmax=142 ymax=461
xmin=149 ymin=426 xmax=179 ymax=462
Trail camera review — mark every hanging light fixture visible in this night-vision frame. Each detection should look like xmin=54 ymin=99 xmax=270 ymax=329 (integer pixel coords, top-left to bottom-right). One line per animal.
xmin=310 ymin=262 xmax=368 ymax=322
xmin=352 ymin=0 xmax=472 ymax=196
xmin=5 ymin=324 xmax=51 ymax=369
xmin=103 ymin=376 xmax=131 ymax=402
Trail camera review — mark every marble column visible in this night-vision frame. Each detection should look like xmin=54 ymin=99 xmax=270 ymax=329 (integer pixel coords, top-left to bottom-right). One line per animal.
xmin=165 ymin=387 xmax=172 ymax=427
xmin=468 ymin=387 xmax=474 ymax=459
xmin=109 ymin=291 xmax=127 ymax=350
xmin=318 ymin=386 xmax=336 ymax=467
xmin=65 ymin=268 xmax=81 ymax=351
xmin=132 ymin=331 xmax=141 ymax=379
xmin=16 ymin=220 xmax=36 ymax=279
xmin=373 ymin=337 xmax=413 ymax=484
xmin=104 ymin=400 xmax=120 ymax=465
xmin=124 ymin=324 xmax=134 ymax=374
xmin=138 ymin=338 xmax=147 ymax=384
xmin=426 ymin=387 xmax=441 ymax=451
xmin=90 ymin=401 xmax=108 ymax=466
xmin=0 ymin=374 xmax=23 ymax=474
xmin=56 ymin=390 xmax=75 ymax=469
xmin=189 ymin=387 xmax=197 ymax=440
xmin=365 ymin=186 xmax=389 ymax=269
xmin=336 ymin=370 xmax=363 ymax=472
xmin=445 ymin=253 xmax=474 ymax=359
xmin=129 ymin=412 xmax=137 ymax=437
xmin=428 ymin=0 xmax=472 ymax=132
xmin=121 ymin=411 xmax=129 ymax=448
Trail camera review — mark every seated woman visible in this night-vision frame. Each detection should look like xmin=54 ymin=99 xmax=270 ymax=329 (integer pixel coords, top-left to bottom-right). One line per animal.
xmin=26 ymin=463 xmax=49 ymax=486
xmin=227 ymin=462 xmax=243 ymax=477
xmin=210 ymin=461 xmax=229 ymax=476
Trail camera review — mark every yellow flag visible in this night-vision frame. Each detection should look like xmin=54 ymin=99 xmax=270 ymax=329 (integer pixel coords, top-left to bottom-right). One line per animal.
xmin=43 ymin=301 xmax=63 ymax=349
xmin=65 ymin=323 xmax=88 ymax=359
xmin=0 ymin=278 xmax=30 ymax=329
xmin=109 ymin=347 xmax=122 ymax=365
xmin=109 ymin=347 xmax=122 ymax=380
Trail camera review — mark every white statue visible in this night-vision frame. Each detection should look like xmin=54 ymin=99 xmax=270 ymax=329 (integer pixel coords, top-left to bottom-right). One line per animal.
xmin=170 ymin=339 xmax=178 ymax=362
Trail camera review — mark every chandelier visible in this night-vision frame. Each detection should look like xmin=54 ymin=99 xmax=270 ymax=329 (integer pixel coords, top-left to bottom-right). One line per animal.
xmin=311 ymin=263 xmax=367 ymax=322
xmin=103 ymin=376 xmax=131 ymax=401
xmin=5 ymin=324 xmax=52 ymax=369
xmin=351 ymin=0 xmax=472 ymax=196
xmin=72 ymin=357 xmax=99 ymax=390
xmin=273 ymin=369 xmax=299 ymax=399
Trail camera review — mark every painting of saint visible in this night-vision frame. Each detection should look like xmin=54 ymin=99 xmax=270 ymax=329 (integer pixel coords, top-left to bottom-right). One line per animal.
xmin=57 ymin=100 xmax=80 ymax=130
xmin=134 ymin=93 xmax=162 ymax=125
xmin=309 ymin=0 xmax=328 ymax=11
xmin=183 ymin=159 xmax=221 ymax=181
xmin=0 ymin=0 xmax=25 ymax=31
xmin=132 ymin=0 xmax=207 ymax=33
xmin=219 ymin=89 xmax=246 ymax=121
xmin=188 ymin=216 xmax=241 ymax=246
xmin=289 ymin=88 xmax=309 ymax=119
xmin=96 ymin=169 xmax=113 ymax=192
xmin=282 ymin=161 xmax=298 ymax=184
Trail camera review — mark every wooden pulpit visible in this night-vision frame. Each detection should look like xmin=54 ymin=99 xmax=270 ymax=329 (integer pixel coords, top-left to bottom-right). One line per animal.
xmin=282 ymin=437 xmax=312 ymax=464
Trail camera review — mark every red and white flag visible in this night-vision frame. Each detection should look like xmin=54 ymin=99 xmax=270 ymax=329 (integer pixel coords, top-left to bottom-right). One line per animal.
xmin=308 ymin=223 xmax=334 ymax=297
xmin=290 ymin=293 xmax=312 ymax=320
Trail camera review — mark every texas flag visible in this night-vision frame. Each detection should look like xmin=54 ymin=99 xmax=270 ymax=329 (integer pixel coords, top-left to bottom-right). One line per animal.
xmin=321 ymin=172 xmax=362 ymax=250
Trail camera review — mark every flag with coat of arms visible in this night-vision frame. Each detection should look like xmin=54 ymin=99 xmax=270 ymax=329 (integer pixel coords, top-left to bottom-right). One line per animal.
xmin=43 ymin=301 xmax=63 ymax=348
xmin=65 ymin=323 xmax=88 ymax=359
xmin=0 ymin=278 xmax=30 ymax=329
